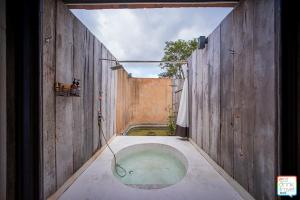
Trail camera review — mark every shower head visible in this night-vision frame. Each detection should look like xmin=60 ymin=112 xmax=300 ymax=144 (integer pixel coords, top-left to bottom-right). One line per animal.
xmin=111 ymin=63 xmax=123 ymax=70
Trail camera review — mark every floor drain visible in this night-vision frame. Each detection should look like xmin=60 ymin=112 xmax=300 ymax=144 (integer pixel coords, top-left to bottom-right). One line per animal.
xmin=129 ymin=170 xmax=134 ymax=175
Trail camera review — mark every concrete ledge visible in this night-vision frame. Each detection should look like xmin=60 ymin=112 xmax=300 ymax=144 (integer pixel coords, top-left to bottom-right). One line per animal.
xmin=47 ymin=135 xmax=116 ymax=200
xmin=122 ymin=124 xmax=168 ymax=135
xmin=189 ymin=138 xmax=255 ymax=200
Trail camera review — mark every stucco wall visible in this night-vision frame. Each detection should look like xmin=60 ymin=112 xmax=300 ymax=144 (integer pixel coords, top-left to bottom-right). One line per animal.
xmin=116 ymin=68 xmax=172 ymax=134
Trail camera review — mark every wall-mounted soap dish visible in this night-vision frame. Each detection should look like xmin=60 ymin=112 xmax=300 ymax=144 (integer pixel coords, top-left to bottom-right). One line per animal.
xmin=54 ymin=79 xmax=80 ymax=97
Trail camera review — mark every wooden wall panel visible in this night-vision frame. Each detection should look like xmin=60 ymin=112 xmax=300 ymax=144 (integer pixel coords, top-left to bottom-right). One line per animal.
xmin=83 ymin=31 xmax=94 ymax=159
xmin=101 ymin=46 xmax=109 ymax=140
xmin=220 ymin=12 xmax=234 ymax=176
xmin=187 ymin=56 xmax=193 ymax=139
xmin=107 ymin=54 xmax=113 ymax=138
xmin=42 ymin=1 xmax=117 ymax=197
xmin=72 ymin=18 xmax=86 ymax=171
xmin=116 ymin=68 xmax=127 ymax=134
xmin=195 ymin=50 xmax=203 ymax=147
xmin=232 ymin=0 xmax=254 ymax=191
xmin=111 ymin=56 xmax=117 ymax=138
xmin=55 ymin=0 xmax=74 ymax=188
xmin=93 ymin=40 xmax=102 ymax=152
xmin=188 ymin=0 xmax=277 ymax=198
xmin=208 ymin=27 xmax=221 ymax=162
xmin=42 ymin=0 xmax=57 ymax=197
xmin=190 ymin=51 xmax=198 ymax=141
xmin=253 ymin=0 xmax=276 ymax=198
xmin=202 ymin=47 xmax=210 ymax=153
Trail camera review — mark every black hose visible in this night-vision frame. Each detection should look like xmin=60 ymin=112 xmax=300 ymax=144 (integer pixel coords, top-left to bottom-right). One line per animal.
xmin=98 ymin=117 xmax=127 ymax=178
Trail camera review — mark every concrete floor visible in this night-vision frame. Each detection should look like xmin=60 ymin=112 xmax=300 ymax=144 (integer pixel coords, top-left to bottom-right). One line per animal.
xmin=59 ymin=136 xmax=244 ymax=200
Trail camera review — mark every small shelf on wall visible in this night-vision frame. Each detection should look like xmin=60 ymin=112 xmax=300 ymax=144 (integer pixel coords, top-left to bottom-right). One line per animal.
xmin=54 ymin=79 xmax=80 ymax=97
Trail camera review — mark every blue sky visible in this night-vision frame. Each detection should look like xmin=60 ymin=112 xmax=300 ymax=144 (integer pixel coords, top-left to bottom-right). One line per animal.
xmin=71 ymin=8 xmax=232 ymax=77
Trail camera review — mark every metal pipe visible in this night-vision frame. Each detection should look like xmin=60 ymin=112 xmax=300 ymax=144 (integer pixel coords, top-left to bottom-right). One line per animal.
xmin=119 ymin=60 xmax=187 ymax=64
xmin=99 ymin=58 xmax=187 ymax=64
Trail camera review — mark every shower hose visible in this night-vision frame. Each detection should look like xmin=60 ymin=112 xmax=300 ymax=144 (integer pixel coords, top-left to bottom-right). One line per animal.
xmin=98 ymin=117 xmax=127 ymax=178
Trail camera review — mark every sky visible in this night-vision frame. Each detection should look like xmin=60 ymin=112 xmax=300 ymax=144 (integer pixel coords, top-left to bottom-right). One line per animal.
xmin=71 ymin=7 xmax=232 ymax=77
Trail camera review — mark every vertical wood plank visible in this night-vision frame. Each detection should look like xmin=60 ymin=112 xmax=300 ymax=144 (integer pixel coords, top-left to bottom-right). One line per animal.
xmin=207 ymin=27 xmax=221 ymax=162
xmin=108 ymin=54 xmax=113 ymax=138
xmin=196 ymin=50 xmax=204 ymax=148
xmin=83 ymin=32 xmax=94 ymax=159
xmin=220 ymin=12 xmax=234 ymax=176
xmin=42 ymin=0 xmax=57 ymax=197
xmin=253 ymin=0 xmax=276 ymax=198
xmin=195 ymin=50 xmax=202 ymax=146
xmin=233 ymin=0 xmax=254 ymax=191
xmin=101 ymin=46 xmax=108 ymax=142
xmin=202 ymin=47 xmax=210 ymax=153
xmin=93 ymin=40 xmax=102 ymax=152
xmin=111 ymin=56 xmax=117 ymax=137
xmin=185 ymin=0 xmax=277 ymax=198
xmin=55 ymin=0 xmax=74 ymax=188
xmin=195 ymin=50 xmax=200 ymax=147
xmin=191 ymin=51 xmax=198 ymax=141
xmin=72 ymin=18 xmax=86 ymax=171
xmin=187 ymin=56 xmax=193 ymax=138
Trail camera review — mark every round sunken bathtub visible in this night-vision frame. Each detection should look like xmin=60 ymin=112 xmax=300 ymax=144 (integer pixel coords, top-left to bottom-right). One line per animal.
xmin=112 ymin=143 xmax=188 ymax=189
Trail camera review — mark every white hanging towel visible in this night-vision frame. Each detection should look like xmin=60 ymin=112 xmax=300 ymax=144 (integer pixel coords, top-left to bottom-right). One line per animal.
xmin=176 ymin=64 xmax=189 ymax=128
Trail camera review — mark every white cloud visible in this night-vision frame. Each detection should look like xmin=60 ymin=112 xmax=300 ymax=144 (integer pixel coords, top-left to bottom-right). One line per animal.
xmin=71 ymin=7 xmax=232 ymax=77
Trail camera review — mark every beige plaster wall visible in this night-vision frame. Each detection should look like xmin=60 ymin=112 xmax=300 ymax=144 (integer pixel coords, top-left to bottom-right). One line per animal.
xmin=116 ymin=68 xmax=172 ymax=134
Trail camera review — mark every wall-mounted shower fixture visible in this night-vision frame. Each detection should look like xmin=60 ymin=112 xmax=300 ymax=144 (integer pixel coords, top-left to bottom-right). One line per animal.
xmin=99 ymin=58 xmax=187 ymax=65
xmin=99 ymin=58 xmax=123 ymax=70
xmin=111 ymin=63 xmax=123 ymax=70
xmin=54 ymin=78 xmax=80 ymax=97
xmin=198 ymin=36 xmax=208 ymax=49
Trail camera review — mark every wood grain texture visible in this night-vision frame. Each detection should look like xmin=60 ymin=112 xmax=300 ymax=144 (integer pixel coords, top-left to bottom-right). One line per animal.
xmin=187 ymin=56 xmax=192 ymax=139
xmin=220 ymin=12 xmax=234 ymax=176
xmin=101 ymin=45 xmax=109 ymax=140
xmin=55 ymin=0 xmax=74 ymax=188
xmin=187 ymin=0 xmax=277 ymax=198
xmin=83 ymin=31 xmax=94 ymax=160
xmin=202 ymin=47 xmax=210 ymax=153
xmin=42 ymin=0 xmax=118 ymax=197
xmin=72 ymin=18 xmax=86 ymax=171
xmin=232 ymin=0 xmax=254 ymax=191
xmin=191 ymin=51 xmax=198 ymax=141
xmin=208 ymin=26 xmax=221 ymax=163
xmin=253 ymin=0 xmax=276 ymax=198
xmin=107 ymin=53 xmax=113 ymax=138
xmin=195 ymin=50 xmax=203 ymax=147
xmin=42 ymin=0 xmax=57 ymax=197
xmin=93 ymin=40 xmax=102 ymax=152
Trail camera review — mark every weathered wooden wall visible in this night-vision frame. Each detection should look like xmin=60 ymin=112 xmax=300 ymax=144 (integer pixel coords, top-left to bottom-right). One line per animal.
xmin=116 ymin=68 xmax=172 ymax=134
xmin=42 ymin=0 xmax=117 ymax=198
xmin=188 ymin=0 xmax=278 ymax=199
xmin=0 ymin=0 xmax=6 ymax=199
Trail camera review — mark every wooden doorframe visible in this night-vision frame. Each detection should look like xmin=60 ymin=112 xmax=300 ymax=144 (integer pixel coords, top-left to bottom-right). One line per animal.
xmin=63 ymin=0 xmax=238 ymax=9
